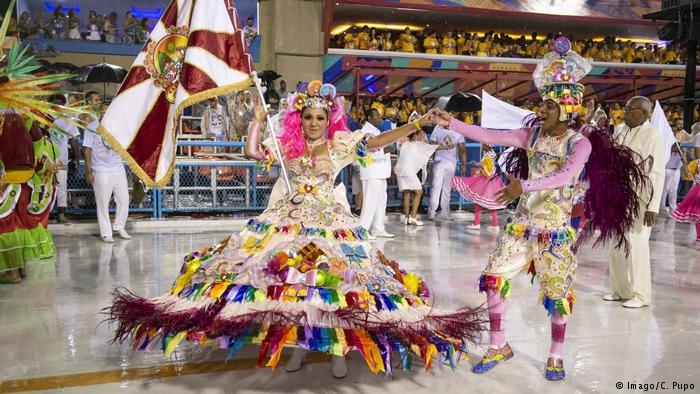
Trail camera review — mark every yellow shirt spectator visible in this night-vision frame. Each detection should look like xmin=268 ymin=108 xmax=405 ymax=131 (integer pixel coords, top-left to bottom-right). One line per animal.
xmin=611 ymin=49 xmax=623 ymax=62
xmin=371 ymin=101 xmax=385 ymax=117
xmin=572 ymin=41 xmax=583 ymax=54
xmin=525 ymin=42 xmax=536 ymax=57
xmin=663 ymin=48 xmax=677 ymax=63
xmin=589 ymin=46 xmax=599 ymax=59
xmin=476 ymin=41 xmax=489 ymax=56
xmin=384 ymin=106 xmax=397 ymax=119
xmin=594 ymin=49 xmax=607 ymax=61
xmin=424 ymin=36 xmax=439 ymax=54
xmin=383 ymin=39 xmax=393 ymax=51
xmin=457 ymin=36 xmax=467 ymax=54
xmin=357 ymin=31 xmax=369 ymax=50
xmin=463 ymin=112 xmax=474 ymax=124
xmin=610 ymin=107 xmax=624 ymax=126
xmin=441 ymin=36 xmax=457 ymax=55
xmin=401 ymin=32 xmax=416 ymax=52
xmin=343 ymin=33 xmax=356 ymax=49
xmin=669 ymin=110 xmax=681 ymax=122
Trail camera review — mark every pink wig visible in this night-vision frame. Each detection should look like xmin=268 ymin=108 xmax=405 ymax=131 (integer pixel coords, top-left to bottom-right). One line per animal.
xmin=279 ymin=96 xmax=348 ymax=159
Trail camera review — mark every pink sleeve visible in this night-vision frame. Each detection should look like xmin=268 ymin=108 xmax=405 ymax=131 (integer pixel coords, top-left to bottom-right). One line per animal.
xmin=520 ymin=137 xmax=592 ymax=192
xmin=244 ymin=121 xmax=265 ymax=161
xmin=448 ymin=118 xmax=531 ymax=149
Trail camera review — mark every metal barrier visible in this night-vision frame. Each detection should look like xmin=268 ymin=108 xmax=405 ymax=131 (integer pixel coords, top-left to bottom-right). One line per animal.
xmin=61 ymin=141 xmax=697 ymax=218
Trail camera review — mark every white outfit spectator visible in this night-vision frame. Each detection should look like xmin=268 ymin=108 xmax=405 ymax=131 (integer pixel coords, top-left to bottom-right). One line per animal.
xmin=608 ymin=111 xmax=666 ymax=308
xmin=52 ymin=117 xmax=80 ymax=224
xmin=660 ymin=141 xmax=682 ymax=212
xmin=83 ymin=120 xmax=130 ymax=242
xmin=201 ymin=99 xmax=229 ymax=141
xmin=87 ymin=23 xmax=101 ymax=40
xmin=427 ymin=125 xmax=465 ymax=219
xmin=359 ymin=111 xmax=393 ymax=238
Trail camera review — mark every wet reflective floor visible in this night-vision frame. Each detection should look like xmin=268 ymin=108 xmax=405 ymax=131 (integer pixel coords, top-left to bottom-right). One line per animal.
xmin=1 ymin=213 xmax=698 ymax=393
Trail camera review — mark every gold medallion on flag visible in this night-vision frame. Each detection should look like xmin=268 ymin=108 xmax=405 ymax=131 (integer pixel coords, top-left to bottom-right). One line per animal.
xmin=145 ymin=26 xmax=189 ymax=103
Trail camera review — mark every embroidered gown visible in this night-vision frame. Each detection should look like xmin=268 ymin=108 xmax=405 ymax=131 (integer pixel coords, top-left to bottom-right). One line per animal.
xmin=109 ymin=131 xmax=484 ymax=374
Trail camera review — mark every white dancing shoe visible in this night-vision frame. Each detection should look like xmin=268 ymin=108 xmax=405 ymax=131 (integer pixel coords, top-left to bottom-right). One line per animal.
xmin=465 ymin=223 xmax=481 ymax=231
xmin=116 ymin=228 xmax=132 ymax=239
xmin=408 ymin=216 xmax=424 ymax=226
xmin=602 ymin=293 xmax=622 ymax=301
xmin=372 ymin=230 xmax=395 ymax=238
xmin=622 ymin=297 xmax=648 ymax=308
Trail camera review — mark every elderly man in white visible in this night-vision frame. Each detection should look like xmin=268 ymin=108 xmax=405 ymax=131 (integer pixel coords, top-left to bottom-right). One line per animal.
xmin=358 ymin=108 xmax=394 ymax=239
xmin=605 ymin=96 xmax=666 ymax=308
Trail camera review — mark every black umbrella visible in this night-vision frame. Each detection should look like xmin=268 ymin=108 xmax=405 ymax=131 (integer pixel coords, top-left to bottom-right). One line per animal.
xmin=432 ymin=92 xmax=482 ymax=113
xmin=75 ymin=62 xmax=128 ymax=98
xmin=76 ymin=62 xmax=128 ymax=84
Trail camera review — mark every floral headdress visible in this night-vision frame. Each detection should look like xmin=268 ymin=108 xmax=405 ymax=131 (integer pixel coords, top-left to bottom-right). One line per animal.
xmin=288 ymin=80 xmax=340 ymax=113
xmin=280 ymin=80 xmax=348 ymax=159
xmin=533 ymin=37 xmax=592 ymax=122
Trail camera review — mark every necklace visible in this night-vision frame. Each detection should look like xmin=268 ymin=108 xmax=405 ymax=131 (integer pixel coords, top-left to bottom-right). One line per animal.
xmin=305 ymin=137 xmax=327 ymax=149
xmin=301 ymin=138 xmax=326 ymax=169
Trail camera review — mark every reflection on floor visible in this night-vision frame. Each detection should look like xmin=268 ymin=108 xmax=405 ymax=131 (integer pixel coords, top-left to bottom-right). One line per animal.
xmin=0 ymin=213 xmax=698 ymax=393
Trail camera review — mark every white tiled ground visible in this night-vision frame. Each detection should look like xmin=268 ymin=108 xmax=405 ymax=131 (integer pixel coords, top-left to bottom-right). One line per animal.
xmin=1 ymin=212 xmax=698 ymax=393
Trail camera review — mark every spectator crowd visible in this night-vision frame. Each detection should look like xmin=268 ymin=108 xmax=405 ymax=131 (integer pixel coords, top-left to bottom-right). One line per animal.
xmin=330 ymin=26 xmax=692 ymax=65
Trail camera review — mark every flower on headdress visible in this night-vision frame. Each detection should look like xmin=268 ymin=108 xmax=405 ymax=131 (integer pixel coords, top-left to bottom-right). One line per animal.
xmin=293 ymin=93 xmax=307 ymax=111
xmin=307 ymin=80 xmax=322 ymax=96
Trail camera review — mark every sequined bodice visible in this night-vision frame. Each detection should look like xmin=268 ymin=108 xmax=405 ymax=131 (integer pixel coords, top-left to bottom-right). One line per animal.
xmin=286 ymin=155 xmax=337 ymax=202
xmin=514 ymin=130 xmax=583 ymax=229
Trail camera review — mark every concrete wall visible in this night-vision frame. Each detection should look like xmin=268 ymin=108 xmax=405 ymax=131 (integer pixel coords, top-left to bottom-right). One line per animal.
xmin=259 ymin=0 xmax=324 ymax=88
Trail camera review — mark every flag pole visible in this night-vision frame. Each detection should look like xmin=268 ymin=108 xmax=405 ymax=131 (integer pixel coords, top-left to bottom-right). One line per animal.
xmin=251 ymin=71 xmax=292 ymax=194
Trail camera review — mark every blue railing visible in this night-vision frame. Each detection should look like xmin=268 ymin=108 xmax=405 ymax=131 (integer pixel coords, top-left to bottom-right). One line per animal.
xmin=61 ymin=141 xmax=697 ymax=219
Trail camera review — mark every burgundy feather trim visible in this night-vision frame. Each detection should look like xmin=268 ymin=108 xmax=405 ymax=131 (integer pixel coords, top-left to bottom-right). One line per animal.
xmin=105 ymin=288 xmax=486 ymax=354
xmin=574 ymin=124 xmax=652 ymax=254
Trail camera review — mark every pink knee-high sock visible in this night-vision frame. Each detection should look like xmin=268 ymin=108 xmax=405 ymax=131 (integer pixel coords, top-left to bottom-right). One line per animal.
xmin=695 ymin=223 xmax=700 ymax=241
xmin=549 ymin=312 xmax=568 ymax=358
xmin=490 ymin=210 xmax=499 ymax=226
xmin=474 ymin=205 xmax=482 ymax=225
xmin=486 ymin=289 xmax=507 ymax=348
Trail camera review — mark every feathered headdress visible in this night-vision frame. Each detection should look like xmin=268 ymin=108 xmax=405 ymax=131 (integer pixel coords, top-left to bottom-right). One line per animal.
xmin=0 ymin=0 xmax=78 ymax=128
xmin=533 ymin=37 xmax=591 ymax=122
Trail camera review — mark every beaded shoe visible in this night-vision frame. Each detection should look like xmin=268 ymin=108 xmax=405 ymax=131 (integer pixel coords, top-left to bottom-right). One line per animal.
xmin=544 ymin=356 xmax=566 ymax=381
xmin=472 ymin=343 xmax=514 ymax=374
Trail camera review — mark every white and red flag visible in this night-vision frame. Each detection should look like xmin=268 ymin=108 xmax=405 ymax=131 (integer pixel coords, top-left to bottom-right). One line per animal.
xmin=98 ymin=0 xmax=253 ymax=187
